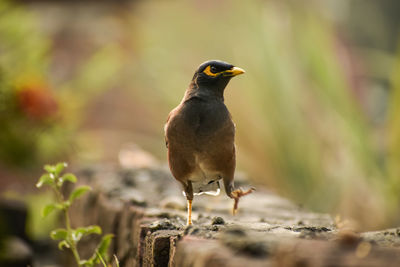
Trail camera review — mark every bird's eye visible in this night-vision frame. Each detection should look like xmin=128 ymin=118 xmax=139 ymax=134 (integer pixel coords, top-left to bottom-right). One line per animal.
xmin=210 ymin=66 xmax=218 ymax=73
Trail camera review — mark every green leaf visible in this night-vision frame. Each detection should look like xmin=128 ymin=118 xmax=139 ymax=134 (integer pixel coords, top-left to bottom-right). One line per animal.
xmin=76 ymin=225 xmax=102 ymax=236
xmin=72 ymin=226 xmax=101 ymax=242
xmin=98 ymin=234 xmax=113 ymax=255
xmin=44 ymin=164 xmax=56 ymax=173
xmin=55 ymin=162 xmax=67 ymax=176
xmin=91 ymin=234 xmax=114 ymax=264
xmin=50 ymin=228 xmax=68 ymax=240
xmin=36 ymin=174 xmax=54 ymax=188
xmin=60 ymin=173 xmax=77 ymax=185
xmin=69 ymin=186 xmax=91 ymax=203
xmin=41 ymin=203 xmax=62 ymax=217
xmin=96 ymin=251 xmax=107 ymax=267
xmin=58 ymin=240 xmax=70 ymax=250
xmin=98 ymin=234 xmax=113 ymax=261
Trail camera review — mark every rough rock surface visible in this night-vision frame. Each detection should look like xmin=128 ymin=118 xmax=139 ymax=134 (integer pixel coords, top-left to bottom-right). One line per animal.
xmin=69 ymin=165 xmax=400 ymax=266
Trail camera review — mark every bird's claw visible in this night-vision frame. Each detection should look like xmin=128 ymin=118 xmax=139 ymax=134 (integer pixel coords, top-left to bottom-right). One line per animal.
xmin=231 ymin=187 xmax=255 ymax=215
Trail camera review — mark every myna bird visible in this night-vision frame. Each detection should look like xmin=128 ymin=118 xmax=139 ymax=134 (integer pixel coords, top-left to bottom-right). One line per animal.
xmin=164 ymin=60 xmax=254 ymax=225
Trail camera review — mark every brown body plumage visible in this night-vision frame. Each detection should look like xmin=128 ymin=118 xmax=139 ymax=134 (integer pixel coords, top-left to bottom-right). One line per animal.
xmin=165 ymin=60 xmax=253 ymax=225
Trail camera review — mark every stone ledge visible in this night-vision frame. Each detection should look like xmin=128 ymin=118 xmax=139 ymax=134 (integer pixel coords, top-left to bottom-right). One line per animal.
xmin=68 ymin=165 xmax=400 ymax=266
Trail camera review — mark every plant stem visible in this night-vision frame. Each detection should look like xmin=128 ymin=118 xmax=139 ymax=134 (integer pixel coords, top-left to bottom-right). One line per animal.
xmin=64 ymin=208 xmax=82 ymax=266
xmin=54 ymin=183 xmax=82 ymax=266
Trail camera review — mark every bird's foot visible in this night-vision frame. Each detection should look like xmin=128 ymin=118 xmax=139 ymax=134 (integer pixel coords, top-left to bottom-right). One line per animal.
xmin=231 ymin=187 xmax=255 ymax=215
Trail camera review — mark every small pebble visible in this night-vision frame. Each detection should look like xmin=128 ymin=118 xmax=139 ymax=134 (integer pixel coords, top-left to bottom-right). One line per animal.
xmin=211 ymin=216 xmax=225 ymax=225
xmin=211 ymin=225 xmax=219 ymax=231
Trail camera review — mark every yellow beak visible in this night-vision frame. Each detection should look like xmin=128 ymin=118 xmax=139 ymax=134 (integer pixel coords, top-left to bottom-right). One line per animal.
xmin=223 ymin=66 xmax=245 ymax=77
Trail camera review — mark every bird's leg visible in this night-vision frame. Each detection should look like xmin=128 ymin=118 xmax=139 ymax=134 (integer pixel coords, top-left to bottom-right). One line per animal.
xmin=184 ymin=181 xmax=194 ymax=225
xmin=231 ymin=187 xmax=255 ymax=215
xmin=187 ymin=199 xmax=193 ymax=225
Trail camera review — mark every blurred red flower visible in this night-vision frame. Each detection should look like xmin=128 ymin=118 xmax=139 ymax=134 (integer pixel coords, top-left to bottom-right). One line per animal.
xmin=16 ymin=85 xmax=59 ymax=121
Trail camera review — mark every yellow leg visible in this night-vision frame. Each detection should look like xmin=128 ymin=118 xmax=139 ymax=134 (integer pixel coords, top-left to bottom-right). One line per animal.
xmin=233 ymin=198 xmax=239 ymax=215
xmin=187 ymin=199 xmax=193 ymax=225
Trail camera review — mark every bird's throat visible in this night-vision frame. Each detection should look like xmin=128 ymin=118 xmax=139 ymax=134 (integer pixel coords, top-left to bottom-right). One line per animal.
xmin=185 ymin=81 xmax=226 ymax=102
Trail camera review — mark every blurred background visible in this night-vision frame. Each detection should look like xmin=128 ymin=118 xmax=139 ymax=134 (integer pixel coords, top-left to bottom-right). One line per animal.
xmin=0 ymin=0 xmax=400 ymax=252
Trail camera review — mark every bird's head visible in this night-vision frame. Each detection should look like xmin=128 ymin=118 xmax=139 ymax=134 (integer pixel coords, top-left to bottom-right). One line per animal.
xmin=190 ymin=60 xmax=245 ymax=98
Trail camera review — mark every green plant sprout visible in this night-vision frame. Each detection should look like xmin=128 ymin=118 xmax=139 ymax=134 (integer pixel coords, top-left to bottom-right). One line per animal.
xmin=36 ymin=162 xmax=118 ymax=267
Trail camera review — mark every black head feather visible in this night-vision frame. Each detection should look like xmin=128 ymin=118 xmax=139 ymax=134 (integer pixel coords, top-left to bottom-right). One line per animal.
xmin=192 ymin=60 xmax=243 ymax=97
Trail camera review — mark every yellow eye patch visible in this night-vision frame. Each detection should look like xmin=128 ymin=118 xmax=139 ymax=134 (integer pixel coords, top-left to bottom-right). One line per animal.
xmin=203 ymin=65 xmax=220 ymax=77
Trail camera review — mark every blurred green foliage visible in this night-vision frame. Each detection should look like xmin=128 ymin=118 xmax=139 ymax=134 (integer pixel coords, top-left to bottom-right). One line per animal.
xmin=0 ymin=0 xmax=123 ymax=168
xmin=26 ymin=191 xmax=58 ymax=240
xmin=0 ymin=0 xmax=52 ymax=166
xmin=386 ymin=42 xmax=400 ymax=223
